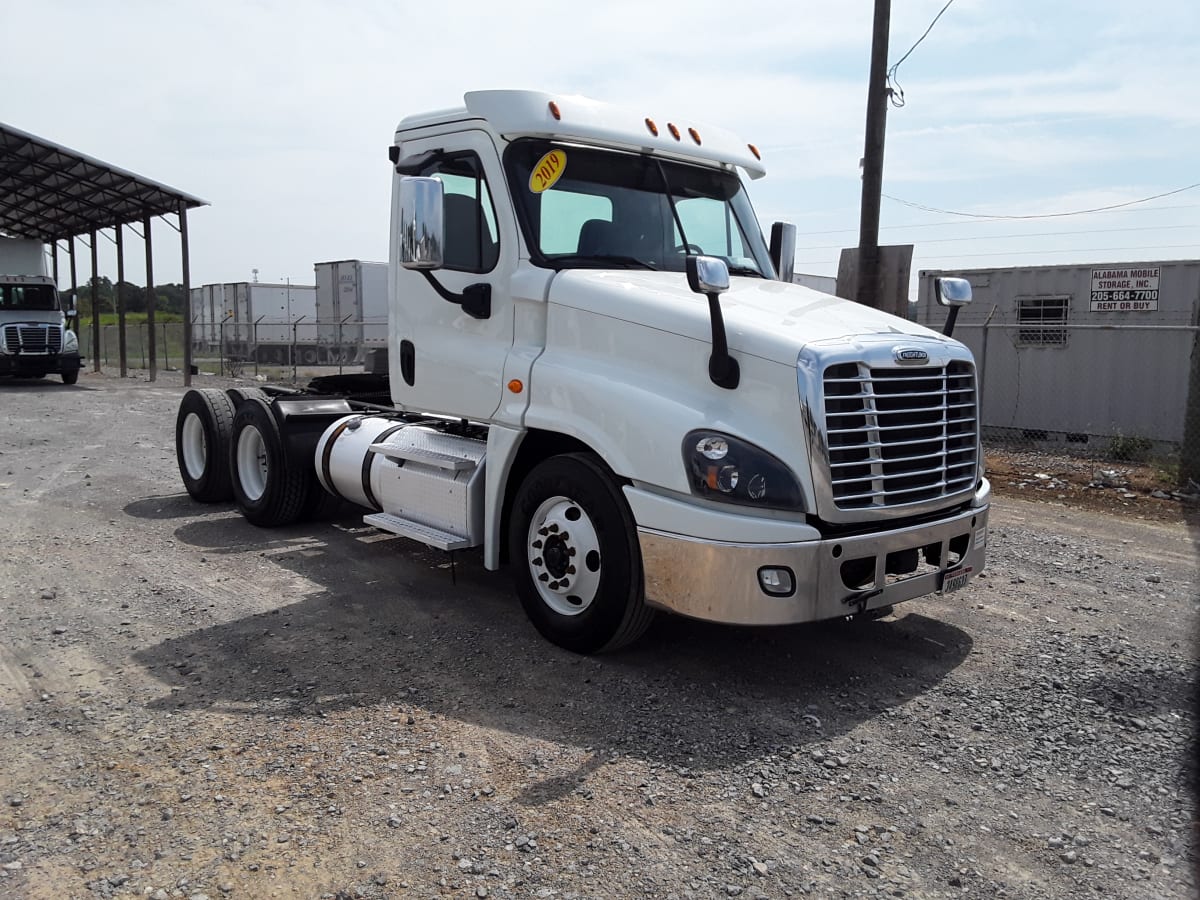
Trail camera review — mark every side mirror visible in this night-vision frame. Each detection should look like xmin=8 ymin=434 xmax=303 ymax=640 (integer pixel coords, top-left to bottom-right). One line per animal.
xmin=686 ymin=255 xmax=730 ymax=295
xmin=399 ymin=176 xmax=445 ymax=270
xmin=934 ymin=276 xmax=972 ymax=307
xmin=685 ymin=256 xmax=738 ymax=390
xmin=66 ymin=306 xmax=77 ymax=319
xmin=933 ymin=276 xmax=972 ymax=338
xmin=769 ymin=222 xmax=796 ymax=283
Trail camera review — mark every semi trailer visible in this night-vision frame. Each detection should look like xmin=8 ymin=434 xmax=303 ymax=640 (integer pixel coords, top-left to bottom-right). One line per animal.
xmin=315 ymin=259 xmax=388 ymax=367
xmin=191 ymin=281 xmax=318 ymax=364
xmin=173 ymin=90 xmax=989 ymax=653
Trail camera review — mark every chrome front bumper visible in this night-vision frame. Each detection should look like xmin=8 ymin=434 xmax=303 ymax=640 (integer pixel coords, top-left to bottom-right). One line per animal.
xmin=638 ymin=487 xmax=989 ymax=626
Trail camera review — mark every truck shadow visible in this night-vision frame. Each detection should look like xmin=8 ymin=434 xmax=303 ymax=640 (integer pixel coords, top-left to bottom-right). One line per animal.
xmin=132 ymin=504 xmax=974 ymax=771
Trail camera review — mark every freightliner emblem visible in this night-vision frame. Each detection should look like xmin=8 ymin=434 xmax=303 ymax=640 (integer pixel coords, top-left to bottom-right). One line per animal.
xmin=893 ymin=347 xmax=929 ymax=365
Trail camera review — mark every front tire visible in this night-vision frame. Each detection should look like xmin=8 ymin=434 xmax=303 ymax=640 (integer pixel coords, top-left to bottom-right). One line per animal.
xmin=61 ymin=369 xmax=79 ymax=385
xmin=509 ymin=453 xmax=653 ymax=653
xmin=175 ymin=388 xmax=235 ymax=502
xmin=229 ymin=397 xmax=309 ymax=526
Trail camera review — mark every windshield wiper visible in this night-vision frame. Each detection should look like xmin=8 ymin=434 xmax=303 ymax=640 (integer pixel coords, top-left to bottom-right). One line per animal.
xmin=726 ymin=264 xmax=765 ymax=278
xmin=548 ymin=254 xmax=658 ymax=271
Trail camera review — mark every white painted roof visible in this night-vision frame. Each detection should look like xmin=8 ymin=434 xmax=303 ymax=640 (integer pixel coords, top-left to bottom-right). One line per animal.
xmin=396 ymin=90 xmax=767 ymax=179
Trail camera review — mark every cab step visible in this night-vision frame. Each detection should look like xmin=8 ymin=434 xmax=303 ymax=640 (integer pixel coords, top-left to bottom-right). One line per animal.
xmin=363 ymin=511 xmax=474 ymax=551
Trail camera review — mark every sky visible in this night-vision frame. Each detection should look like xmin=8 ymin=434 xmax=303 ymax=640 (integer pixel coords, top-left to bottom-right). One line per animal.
xmin=3 ymin=0 xmax=1198 ymax=300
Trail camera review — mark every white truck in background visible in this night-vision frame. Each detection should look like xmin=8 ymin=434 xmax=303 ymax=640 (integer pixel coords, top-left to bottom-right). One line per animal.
xmin=0 ymin=236 xmax=82 ymax=384
xmin=173 ymin=91 xmax=988 ymax=653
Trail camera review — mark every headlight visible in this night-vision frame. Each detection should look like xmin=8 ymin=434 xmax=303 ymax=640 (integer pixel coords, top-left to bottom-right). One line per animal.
xmin=683 ymin=430 xmax=806 ymax=511
xmin=63 ymin=329 xmax=79 ymax=352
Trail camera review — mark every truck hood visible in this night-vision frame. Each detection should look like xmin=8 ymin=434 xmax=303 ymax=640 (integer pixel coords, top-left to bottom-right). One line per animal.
xmin=548 ymin=270 xmax=948 ymax=364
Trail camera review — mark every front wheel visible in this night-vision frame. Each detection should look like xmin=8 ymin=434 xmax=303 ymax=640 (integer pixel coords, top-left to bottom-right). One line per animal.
xmin=61 ymin=369 xmax=79 ymax=385
xmin=509 ymin=453 xmax=653 ymax=653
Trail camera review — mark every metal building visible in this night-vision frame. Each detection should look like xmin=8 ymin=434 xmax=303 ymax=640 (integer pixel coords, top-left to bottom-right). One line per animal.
xmin=0 ymin=121 xmax=207 ymax=382
xmin=915 ymin=259 xmax=1200 ymax=451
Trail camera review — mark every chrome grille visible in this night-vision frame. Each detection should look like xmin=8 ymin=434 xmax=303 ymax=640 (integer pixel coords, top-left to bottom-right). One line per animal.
xmin=4 ymin=324 xmax=62 ymax=355
xmin=823 ymin=360 xmax=978 ymax=510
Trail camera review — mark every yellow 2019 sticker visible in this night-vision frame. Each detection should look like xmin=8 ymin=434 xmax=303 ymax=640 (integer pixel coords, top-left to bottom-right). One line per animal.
xmin=529 ymin=149 xmax=567 ymax=193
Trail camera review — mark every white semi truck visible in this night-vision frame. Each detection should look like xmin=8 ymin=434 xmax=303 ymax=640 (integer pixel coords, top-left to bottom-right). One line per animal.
xmin=173 ymin=91 xmax=989 ymax=653
xmin=0 ymin=236 xmax=82 ymax=384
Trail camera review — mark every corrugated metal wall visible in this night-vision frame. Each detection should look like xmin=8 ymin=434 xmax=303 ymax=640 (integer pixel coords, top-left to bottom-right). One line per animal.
xmin=917 ymin=260 xmax=1200 ymax=445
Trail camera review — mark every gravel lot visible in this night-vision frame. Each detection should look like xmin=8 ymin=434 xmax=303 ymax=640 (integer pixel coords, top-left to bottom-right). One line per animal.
xmin=1 ymin=371 xmax=1196 ymax=899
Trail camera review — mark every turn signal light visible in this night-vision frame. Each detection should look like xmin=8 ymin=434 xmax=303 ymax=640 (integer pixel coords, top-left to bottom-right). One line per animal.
xmin=507 ymin=379 xmax=524 ymax=394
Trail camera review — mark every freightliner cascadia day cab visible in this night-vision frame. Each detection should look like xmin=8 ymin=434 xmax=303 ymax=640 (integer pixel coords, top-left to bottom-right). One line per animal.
xmin=0 ymin=237 xmax=82 ymax=384
xmin=173 ymin=91 xmax=989 ymax=653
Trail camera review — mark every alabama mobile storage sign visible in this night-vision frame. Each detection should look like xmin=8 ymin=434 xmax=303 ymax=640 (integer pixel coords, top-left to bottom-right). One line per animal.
xmin=1090 ymin=265 xmax=1160 ymax=311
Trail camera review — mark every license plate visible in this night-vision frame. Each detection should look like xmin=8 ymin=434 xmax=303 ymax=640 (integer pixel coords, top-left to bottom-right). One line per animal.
xmin=941 ymin=566 xmax=972 ymax=594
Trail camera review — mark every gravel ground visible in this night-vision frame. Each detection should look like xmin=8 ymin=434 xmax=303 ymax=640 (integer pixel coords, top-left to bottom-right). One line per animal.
xmin=1 ymin=370 xmax=1196 ymax=899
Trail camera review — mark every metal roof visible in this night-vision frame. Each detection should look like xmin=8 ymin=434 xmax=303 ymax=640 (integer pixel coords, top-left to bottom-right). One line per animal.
xmin=0 ymin=122 xmax=207 ymax=241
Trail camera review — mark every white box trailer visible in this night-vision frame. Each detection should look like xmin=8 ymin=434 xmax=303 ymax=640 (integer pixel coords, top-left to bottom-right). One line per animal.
xmin=916 ymin=259 xmax=1200 ymax=447
xmin=217 ymin=282 xmax=317 ymax=363
xmin=189 ymin=284 xmax=226 ymax=351
xmin=315 ymin=260 xmax=388 ymax=364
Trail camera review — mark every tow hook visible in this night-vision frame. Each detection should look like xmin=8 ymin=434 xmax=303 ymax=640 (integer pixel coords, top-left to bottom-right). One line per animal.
xmin=843 ymin=588 xmax=884 ymax=616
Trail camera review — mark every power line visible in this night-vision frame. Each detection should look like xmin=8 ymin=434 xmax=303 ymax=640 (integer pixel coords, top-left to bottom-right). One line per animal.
xmin=882 ymin=183 xmax=1200 ymax=220
xmin=795 ymin=242 xmax=1200 ymax=268
xmin=794 ymin=223 xmax=1196 ymax=251
xmin=887 ymin=0 xmax=956 ymax=108
xmin=917 ymin=242 xmax=1200 ymax=260
xmin=788 ymin=203 xmax=1200 ymax=237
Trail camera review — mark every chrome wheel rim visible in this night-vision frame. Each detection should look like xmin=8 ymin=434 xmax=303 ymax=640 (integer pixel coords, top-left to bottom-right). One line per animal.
xmin=181 ymin=413 xmax=207 ymax=480
xmin=236 ymin=426 xmax=269 ymax=501
xmin=527 ymin=495 xmax=602 ymax=616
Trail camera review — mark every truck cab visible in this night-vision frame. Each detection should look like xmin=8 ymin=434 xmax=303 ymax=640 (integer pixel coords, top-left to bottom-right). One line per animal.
xmin=0 ymin=237 xmax=82 ymax=384
xmin=175 ymin=90 xmax=989 ymax=654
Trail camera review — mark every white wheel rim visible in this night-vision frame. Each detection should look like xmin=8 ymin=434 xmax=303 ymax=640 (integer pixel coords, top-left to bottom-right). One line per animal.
xmin=527 ymin=495 xmax=602 ymax=616
xmin=181 ymin=413 xmax=207 ymax=480
xmin=236 ymin=425 xmax=269 ymax=501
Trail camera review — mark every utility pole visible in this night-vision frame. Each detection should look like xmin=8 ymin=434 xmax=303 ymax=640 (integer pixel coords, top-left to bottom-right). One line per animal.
xmin=856 ymin=0 xmax=892 ymax=310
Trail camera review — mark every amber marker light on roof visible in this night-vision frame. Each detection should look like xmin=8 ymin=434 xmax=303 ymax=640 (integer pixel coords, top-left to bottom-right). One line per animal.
xmin=645 ymin=117 xmax=659 ymax=136
xmin=688 ymin=127 xmax=702 ymax=145
xmin=548 ymin=101 xmax=561 ymax=120
xmin=667 ymin=122 xmax=681 ymax=141
xmin=748 ymin=143 xmax=762 ymax=160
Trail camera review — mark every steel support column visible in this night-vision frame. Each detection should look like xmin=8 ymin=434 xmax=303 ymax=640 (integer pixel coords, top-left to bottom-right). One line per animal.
xmin=90 ymin=230 xmax=100 ymax=372
xmin=180 ymin=202 xmax=192 ymax=387
xmin=67 ymin=237 xmax=78 ymax=332
xmin=116 ymin=224 xmax=127 ymax=377
xmin=144 ymin=215 xmax=156 ymax=382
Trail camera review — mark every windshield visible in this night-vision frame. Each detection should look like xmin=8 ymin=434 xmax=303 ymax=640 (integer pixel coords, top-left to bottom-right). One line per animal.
xmin=504 ymin=139 xmax=773 ymax=277
xmin=0 ymin=283 xmax=59 ymax=311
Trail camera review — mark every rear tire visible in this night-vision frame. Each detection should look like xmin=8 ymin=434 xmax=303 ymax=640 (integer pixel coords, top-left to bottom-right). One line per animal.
xmin=229 ymin=397 xmax=310 ymax=526
xmin=509 ymin=453 xmax=653 ymax=653
xmin=175 ymin=388 xmax=235 ymax=502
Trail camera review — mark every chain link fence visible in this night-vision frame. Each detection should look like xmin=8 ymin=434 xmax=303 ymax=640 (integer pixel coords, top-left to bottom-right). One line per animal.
xmin=77 ymin=321 xmax=378 ymax=382
xmin=957 ymin=319 xmax=1200 ymax=487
